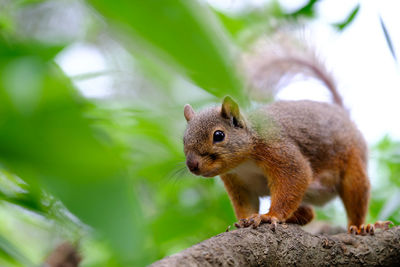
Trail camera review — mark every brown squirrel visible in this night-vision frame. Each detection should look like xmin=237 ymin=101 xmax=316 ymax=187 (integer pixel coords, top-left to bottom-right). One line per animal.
xmin=182 ymin=38 xmax=392 ymax=235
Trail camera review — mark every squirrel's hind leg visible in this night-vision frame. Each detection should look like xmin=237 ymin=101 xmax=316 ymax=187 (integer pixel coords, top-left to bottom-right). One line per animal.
xmin=285 ymin=205 xmax=315 ymax=226
xmin=339 ymin=149 xmax=371 ymax=235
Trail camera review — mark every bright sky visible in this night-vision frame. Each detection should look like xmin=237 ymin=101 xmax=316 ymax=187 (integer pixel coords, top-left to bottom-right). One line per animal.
xmin=57 ymin=0 xmax=400 ymax=145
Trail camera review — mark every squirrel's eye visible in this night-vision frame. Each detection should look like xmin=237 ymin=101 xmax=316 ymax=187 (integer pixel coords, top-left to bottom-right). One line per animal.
xmin=213 ymin=130 xmax=225 ymax=143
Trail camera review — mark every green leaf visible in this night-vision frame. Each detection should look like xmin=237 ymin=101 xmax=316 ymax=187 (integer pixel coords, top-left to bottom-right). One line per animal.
xmin=379 ymin=16 xmax=397 ymax=62
xmin=0 ymin=40 xmax=145 ymax=265
xmin=0 ymin=234 xmax=31 ymax=267
xmin=0 ymin=40 xmax=65 ymax=62
xmin=87 ymin=0 xmax=246 ymax=104
xmin=332 ymin=4 xmax=360 ymax=31
xmin=0 ymin=191 xmax=44 ymax=215
xmin=212 ymin=2 xmax=285 ymax=45
xmin=286 ymin=0 xmax=320 ymax=20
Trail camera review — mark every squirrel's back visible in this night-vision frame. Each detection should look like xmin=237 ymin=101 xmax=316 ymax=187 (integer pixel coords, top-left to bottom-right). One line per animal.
xmin=249 ymin=100 xmax=367 ymax=172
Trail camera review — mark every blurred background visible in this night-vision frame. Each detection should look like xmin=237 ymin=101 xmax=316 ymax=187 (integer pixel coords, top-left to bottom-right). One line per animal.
xmin=0 ymin=0 xmax=399 ymax=266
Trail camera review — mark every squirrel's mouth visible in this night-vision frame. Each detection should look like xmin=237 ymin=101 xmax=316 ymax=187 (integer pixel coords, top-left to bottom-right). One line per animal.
xmin=186 ymin=158 xmax=222 ymax=177
xmin=189 ymin=169 xmax=201 ymax=176
xmin=189 ymin=169 xmax=215 ymax=177
xmin=199 ymin=168 xmax=222 ymax=177
xmin=201 ymin=171 xmax=217 ymax=178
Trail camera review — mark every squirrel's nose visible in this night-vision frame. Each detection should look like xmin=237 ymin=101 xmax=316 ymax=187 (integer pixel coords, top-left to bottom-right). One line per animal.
xmin=186 ymin=159 xmax=199 ymax=173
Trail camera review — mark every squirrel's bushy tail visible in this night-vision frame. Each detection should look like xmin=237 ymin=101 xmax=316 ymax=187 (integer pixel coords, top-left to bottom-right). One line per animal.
xmin=242 ymin=32 xmax=343 ymax=107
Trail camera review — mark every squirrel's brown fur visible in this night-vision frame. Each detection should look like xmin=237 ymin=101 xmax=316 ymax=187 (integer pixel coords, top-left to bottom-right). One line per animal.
xmin=183 ymin=38 xmax=390 ymax=234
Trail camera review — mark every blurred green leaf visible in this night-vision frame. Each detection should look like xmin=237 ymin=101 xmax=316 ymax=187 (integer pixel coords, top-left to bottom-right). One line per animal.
xmin=212 ymin=2 xmax=284 ymax=46
xmin=379 ymin=16 xmax=397 ymax=63
xmin=0 ymin=170 xmax=45 ymax=214
xmin=332 ymin=4 xmax=360 ymax=31
xmin=371 ymin=136 xmax=400 ymax=225
xmin=0 ymin=39 xmax=145 ymax=265
xmin=369 ymin=197 xmax=386 ymax=220
xmin=0 ymin=41 xmax=64 ymax=61
xmin=87 ymin=0 xmax=247 ymax=104
xmin=285 ymin=0 xmax=320 ymax=20
xmin=0 ymin=234 xmax=31 ymax=267
xmin=0 ymin=191 xmax=44 ymax=215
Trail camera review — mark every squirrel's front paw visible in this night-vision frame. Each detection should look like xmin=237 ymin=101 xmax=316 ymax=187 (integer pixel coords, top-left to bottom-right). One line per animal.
xmin=235 ymin=213 xmax=281 ymax=229
xmin=259 ymin=214 xmax=280 ymax=230
xmin=234 ymin=217 xmax=253 ymax=228
xmin=234 ymin=214 xmax=261 ymax=228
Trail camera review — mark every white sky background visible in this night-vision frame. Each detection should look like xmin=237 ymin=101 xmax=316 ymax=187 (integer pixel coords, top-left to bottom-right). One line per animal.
xmin=57 ymin=0 xmax=400 ymax=145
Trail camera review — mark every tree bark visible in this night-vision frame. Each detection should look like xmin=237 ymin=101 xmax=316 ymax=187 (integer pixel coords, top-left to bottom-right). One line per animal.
xmin=150 ymin=224 xmax=400 ymax=266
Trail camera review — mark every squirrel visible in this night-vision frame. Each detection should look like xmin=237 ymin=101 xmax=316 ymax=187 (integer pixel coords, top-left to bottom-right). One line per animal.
xmin=182 ymin=37 xmax=392 ymax=235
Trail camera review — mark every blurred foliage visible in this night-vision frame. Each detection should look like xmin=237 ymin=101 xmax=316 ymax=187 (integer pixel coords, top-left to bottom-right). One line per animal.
xmin=285 ymin=0 xmax=320 ymax=20
xmin=379 ymin=16 xmax=397 ymax=63
xmin=0 ymin=0 xmax=398 ymax=266
xmin=88 ymin=0 xmax=247 ymax=104
xmin=0 ymin=37 xmax=143 ymax=265
xmin=212 ymin=2 xmax=285 ymax=46
xmin=332 ymin=4 xmax=360 ymax=31
xmin=368 ymin=136 xmax=400 ymax=225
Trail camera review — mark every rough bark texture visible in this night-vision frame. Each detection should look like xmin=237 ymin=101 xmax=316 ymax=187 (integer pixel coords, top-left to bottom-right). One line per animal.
xmin=151 ymin=224 xmax=400 ymax=266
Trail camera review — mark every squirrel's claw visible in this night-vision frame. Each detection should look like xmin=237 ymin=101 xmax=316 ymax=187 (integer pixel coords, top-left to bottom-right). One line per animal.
xmin=235 ymin=214 xmax=282 ymax=229
xmin=349 ymin=224 xmax=374 ymax=235
xmin=235 ymin=218 xmax=251 ymax=228
xmin=349 ymin=225 xmax=358 ymax=235
xmin=374 ymin=220 xmax=394 ymax=230
xmin=348 ymin=221 xmax=393 ymax=236
xmin=235 ymin=214 xmax=262 ymax=228
xmin=260 ymin=214 xmax=279 ymax=231
xmin=250 ymin=215 xmax=262 ymax=228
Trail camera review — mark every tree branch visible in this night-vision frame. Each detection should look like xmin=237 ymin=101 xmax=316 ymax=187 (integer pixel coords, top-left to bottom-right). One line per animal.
xmin=151 ymin=224 xmax=400 ymax=266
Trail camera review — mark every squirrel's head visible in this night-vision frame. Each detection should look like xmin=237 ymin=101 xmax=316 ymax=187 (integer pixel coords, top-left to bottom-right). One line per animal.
xmin=183 ymin=96 xmax=253 ymax=177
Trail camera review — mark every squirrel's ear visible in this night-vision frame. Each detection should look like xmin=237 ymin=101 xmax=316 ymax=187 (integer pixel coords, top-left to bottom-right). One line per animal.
xmin=184 ymin=104 xmax=195 ymax=122
xmin=221 ymin=96 xmax=244 ymax=128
